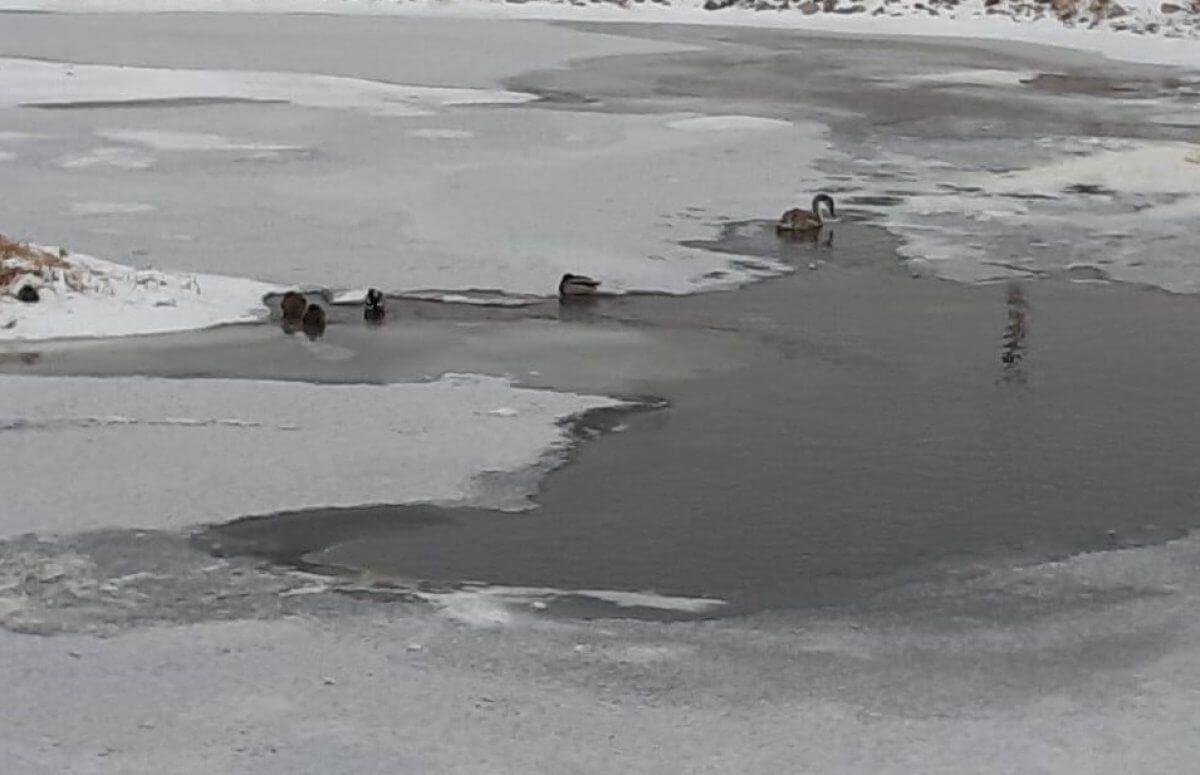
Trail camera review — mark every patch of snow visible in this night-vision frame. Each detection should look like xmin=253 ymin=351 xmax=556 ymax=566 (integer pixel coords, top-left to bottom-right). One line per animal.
xmin=0 ymin=243 xmax=275 ymax=342
xmin=0 ymin=56 xmax=536 ymax=117
xmin=56 ymin=146 xmax=155 ymax=169
xmin=415 ymin=584 xmax=726 ymax=624
xmin=408 ymin=128 xmax=476 ymax=140
xmin=897 ymin=69 xmax=1038 ymax=87
xmin=984 ymin=142 xmax=1200 ymax=197
xmin=0 ymin=373 xmax=619 ymax=537
xmin=0 ymin=132 xmax=45 ymax=143
xmin=401 ymin=292 xmax=542 ymax=307
xmin=844 ymin=140 xmax=1200 ymax=292
xmin=97 ymin=130 xmax=300 ymax=152
xmin=570 ymin=588 xmax=726 ymax=612
xmin=666 ymin=115 xmax=793 ymax=132
xmin=67 ymin=202 xmax=157 ymax=217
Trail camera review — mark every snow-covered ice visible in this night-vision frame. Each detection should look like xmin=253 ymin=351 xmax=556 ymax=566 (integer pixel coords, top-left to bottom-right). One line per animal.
xmin=67 ymin=202 xmax=157 ymax=217
xmin=0 ymin=56 xmax=537 ymax=116
xmin=666 ymin=115 xmax=795 ymax=132
xmin=408 ymin=128 xmax=476 ymax=140
xmin=413 ymin=584 xmax=727 ymax=625
xmin=96 ymin=130 xmax=300 ymax=153
xmin=0 ymin=373 xmax=620 ymax=536
xmin=56 ymin=146 xmax=156 ymax=170
xmin=2 ymin=528 xmax=1200 ymax=773
xmin=846 ymin=139 xmax=1200 ymax=290
xmin=896 ymin=68 xmax=1039 ymax=87
xmin=985 ymin=142 xmax=1200 ymax=197
xmin=8 ymin=0 xmax=1199 ymax=68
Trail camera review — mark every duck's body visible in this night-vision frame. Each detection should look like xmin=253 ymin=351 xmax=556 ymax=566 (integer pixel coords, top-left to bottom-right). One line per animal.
xmin=558 ymin=273 xmax=600 ymax=300
xmin=301 ymin=303 xmax=326 ymax=339
xmin=364 ymin=288 xmax=385 ymax=324
xmin=776 ymin=194 xmax=836 ymax=234
xmin=280 ymin=291 xmax=307 ymax=322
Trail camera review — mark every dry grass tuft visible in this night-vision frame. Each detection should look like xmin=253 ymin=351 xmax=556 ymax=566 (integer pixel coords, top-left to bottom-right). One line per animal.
xmin=0 ymin=235 xmax=91 ymax=294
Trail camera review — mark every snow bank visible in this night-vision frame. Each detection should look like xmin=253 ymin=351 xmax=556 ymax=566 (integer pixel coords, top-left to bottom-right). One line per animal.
xmin=6 ymin=0 xmax=1200 ymax=68
xmin=0 ymin=56 xmax=536 ymax=117
xmin=0 ymin=238 xmax=275 ymax=341
xmin=0 ymin=373 xmax=620 ymax=536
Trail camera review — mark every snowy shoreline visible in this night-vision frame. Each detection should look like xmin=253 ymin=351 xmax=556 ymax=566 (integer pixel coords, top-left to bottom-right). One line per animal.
xmin=1 ymin=238 xmax=278 ymax=342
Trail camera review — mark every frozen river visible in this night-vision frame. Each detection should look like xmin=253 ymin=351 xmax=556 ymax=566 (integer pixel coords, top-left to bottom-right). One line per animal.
xmin=3 ymin=11 xmax=1200 ymax=774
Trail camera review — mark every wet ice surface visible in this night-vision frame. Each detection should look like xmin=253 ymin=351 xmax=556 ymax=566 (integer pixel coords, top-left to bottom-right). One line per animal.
xmin=4 ymin=12 xmax=1200 ymax=774
xmin=4 ymin=521 xmax=1200 ymax=774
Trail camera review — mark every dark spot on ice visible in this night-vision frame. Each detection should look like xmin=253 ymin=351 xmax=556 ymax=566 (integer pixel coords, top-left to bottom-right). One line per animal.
xmin=16 ymin=285 xmax=39 ymax=303
xmin=1065 ymin=265 xmax=1109 ymax=281
xmin=844 ymin=195 xmax=905 ymax=207
xmin=1064 ymin=183 xmax=1115 ymax=196
xmin=1001 ymin=192 xmax=1059 ymax=201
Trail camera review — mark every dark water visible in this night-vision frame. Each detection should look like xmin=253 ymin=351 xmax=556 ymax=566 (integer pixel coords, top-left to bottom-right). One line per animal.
xmin=13 ymin=220 xmax=1195 ymax=617
xmin=245 ymin=272 xmax=1200 ymax=616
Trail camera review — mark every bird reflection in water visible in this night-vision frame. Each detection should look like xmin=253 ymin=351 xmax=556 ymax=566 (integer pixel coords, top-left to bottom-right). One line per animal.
xmin=999 ymin=281 xmax=1029 ymax=385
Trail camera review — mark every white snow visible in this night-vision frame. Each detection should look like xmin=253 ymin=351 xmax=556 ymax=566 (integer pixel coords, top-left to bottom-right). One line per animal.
xmin=0 ymin=131 xmax=45 ymax=143
xmin=56 ymin=147 xmax=156 ymax=170
xmin=984 ymin=142 xmax=1200 ymax=197
xmin=897 ymin=68 xmax=1038 ymax=87
xmin=413 ymin=584 xmax=727 ymax=625
xmin=97 ymin=130 xmax=300 ymax=153
xmin=408 ymin=128 xmax=476 ymax=140
xmin=67 ymin=202 xmax=157 ymax=217
xmin=0 ymin=56 xmax=536 ymax=117
xmin=666 ymin=115 xmax=794 ymax=132
xmin=0 ymin=373 xmax=619 ymax=537
xmin=0 ymin=245 xmax=276 ymax=341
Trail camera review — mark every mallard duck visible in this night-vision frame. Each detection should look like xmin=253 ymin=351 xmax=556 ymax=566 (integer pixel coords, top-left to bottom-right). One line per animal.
xmin=364 ymin=288 xmax=385 ymax=323
xmin=558 ymin=273 xmax=600 ymax=299
xmin=301 ymin=303 xmax=326 ymax=339
xmin=280 ymin=291 xmax=306 ymax=322
xmin=776 ymin=194 xmax=836 ymax=234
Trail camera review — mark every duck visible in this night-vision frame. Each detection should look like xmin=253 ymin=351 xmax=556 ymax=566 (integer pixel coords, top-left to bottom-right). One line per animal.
xmin=558 ymin=273 xmax=600 ymax=300
xmin=280 ymin=291 xmax=307 ymax=322
xmin=301 ymin=303 xmax=327 ymax=339
xmin=364 ymin=288 xmax=385 ymax=324
xmin=776 ymin=193 xmax=836 ymax=234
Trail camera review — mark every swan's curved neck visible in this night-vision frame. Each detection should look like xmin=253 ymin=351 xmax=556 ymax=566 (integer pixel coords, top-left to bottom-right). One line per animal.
xmin=811 ymin=195 xmax=834 ymax=220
